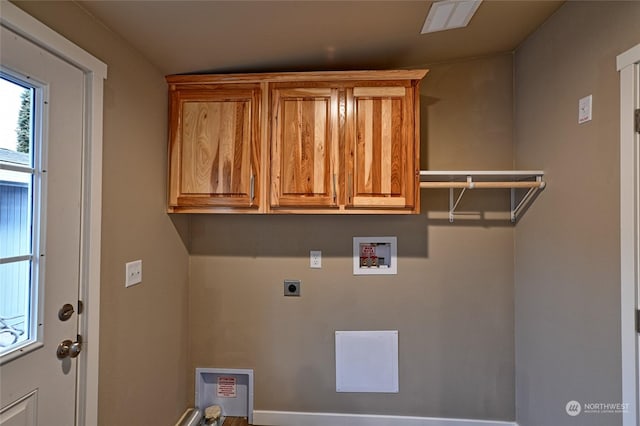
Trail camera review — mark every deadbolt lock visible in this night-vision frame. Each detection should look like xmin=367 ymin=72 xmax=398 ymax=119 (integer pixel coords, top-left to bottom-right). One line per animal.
xmin=58 ymin=303 xmax=75 ymax=321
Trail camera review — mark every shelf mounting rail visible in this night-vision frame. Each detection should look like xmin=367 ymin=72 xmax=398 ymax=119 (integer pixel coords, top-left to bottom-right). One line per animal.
xmin=419 ymin=171 xmax=546 ymax=222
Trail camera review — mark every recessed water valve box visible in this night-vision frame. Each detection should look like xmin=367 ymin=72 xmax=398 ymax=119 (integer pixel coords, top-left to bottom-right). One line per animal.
xmin=195 ymin=368 xmax=254 ymax=424
xmin=353 ymin=237 xmax=397 ymax=275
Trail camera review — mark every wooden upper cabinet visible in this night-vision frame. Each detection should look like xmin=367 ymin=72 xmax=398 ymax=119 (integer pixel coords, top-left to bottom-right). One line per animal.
xmin=167 ymin=83 xmax=261 ymax=212
xmin=166 ymin=70 xmax=426 ymax=214
xmin=270 ymin=85 xmax=340 ymax=209
xmin=346 ymin=84 xmax=417 ymax=211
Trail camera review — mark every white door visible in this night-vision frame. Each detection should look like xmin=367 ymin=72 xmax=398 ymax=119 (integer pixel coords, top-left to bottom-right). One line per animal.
xmin=0 ymin=25 xmax=85 ymax=426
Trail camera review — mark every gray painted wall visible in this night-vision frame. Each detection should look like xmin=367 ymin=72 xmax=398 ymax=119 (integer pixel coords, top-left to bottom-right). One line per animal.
xmin=188 ymin=54 xmax=517 ymax=420
xmin=514 ymin=2 xmax=640 ymax=425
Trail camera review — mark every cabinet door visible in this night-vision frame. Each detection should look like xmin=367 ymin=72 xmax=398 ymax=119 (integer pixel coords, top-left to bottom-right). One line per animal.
xmin=168 ymin=86 xmax=260 ymax=210
xmin=346 ymin=85 xmax=417 ymax=211
xmin=270 ymin=87 xmax=339 ymax=209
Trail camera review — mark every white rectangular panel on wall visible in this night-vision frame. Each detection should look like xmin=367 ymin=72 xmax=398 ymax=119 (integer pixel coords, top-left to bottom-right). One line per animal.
xmin=335 ymin=330 xmax=399 ymax=393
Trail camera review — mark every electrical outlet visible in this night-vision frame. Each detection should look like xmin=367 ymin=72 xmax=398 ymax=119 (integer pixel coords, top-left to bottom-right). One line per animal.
xmin=310 ymin=250 xmax=322 ymax=269
xmin=284 ymin=279 xmax=301 ymax=296
xmin=125 ymin=260 xmax=142 ymax=287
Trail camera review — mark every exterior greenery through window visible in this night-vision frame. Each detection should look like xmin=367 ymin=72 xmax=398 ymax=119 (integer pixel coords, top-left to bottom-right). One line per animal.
xmin=17 ymin=89 xmax=30 ymax=154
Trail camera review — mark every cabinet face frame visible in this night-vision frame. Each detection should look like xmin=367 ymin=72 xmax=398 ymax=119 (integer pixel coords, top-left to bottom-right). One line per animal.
xmin=167 ymin=83 xmax=262 ymax=212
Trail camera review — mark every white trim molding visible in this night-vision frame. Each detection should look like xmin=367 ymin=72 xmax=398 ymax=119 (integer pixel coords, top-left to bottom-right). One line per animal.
xmin=617 ymin=43 xmax=640 ymax=72
xmin=618 ymin=42 xmax=640 ymax=426
xmin=252 ymin=411 xmax=517 ymax=426
xmin=0 ymin=2 xmax=107 ymax=425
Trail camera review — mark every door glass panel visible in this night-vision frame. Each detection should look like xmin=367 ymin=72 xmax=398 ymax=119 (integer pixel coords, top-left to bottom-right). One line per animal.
xmin=0 ymin=178 xmax=32 ymax=258
xmin=0 ymin=75 xmax=38 ymax=357
xmin=0 ymin=77 xmax=32 ymax=164
xmin=0 ymin=261 xmax=31 ymax=349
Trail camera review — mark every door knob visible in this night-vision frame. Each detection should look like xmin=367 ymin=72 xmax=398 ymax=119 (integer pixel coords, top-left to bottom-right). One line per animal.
xmin=56 ymin=335 xmax=83 ymax=359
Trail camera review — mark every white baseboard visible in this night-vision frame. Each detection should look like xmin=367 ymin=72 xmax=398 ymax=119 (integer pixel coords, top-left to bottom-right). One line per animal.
xmin=252 ymin=410 xmax=517 ymax=426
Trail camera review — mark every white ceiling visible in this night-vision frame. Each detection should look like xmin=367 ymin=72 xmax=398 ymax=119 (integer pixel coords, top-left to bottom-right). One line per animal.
xmin=78 ymin=0 xmax=564 ymax=76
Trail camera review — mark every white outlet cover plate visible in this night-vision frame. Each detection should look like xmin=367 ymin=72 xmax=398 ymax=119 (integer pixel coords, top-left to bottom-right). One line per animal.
xmin=125 ymin=260 xmax=142 ymax=287
xmin=310 ymin=250 xmax=322 ymax=268
xmin=578 ymin=94 xmax=592 ymax=124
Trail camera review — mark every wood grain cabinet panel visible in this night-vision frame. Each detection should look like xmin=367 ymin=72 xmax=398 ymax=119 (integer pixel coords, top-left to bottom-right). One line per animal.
xmin=347 ymin=85 xmax=416 ymax=211
xmin=167 ymin=84 xmax=261 ymax=212
xmin=270 ymin=86 xmax=340 ymax=209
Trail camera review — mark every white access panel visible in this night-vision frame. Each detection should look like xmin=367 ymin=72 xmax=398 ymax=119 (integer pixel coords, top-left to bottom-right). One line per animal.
xmin=335 ymin=330 xmax=399 ymax=393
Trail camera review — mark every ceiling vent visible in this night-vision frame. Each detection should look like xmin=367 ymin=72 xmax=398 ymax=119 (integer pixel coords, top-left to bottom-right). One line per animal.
xmin=421 ymin=0 xmax=482 ymax=34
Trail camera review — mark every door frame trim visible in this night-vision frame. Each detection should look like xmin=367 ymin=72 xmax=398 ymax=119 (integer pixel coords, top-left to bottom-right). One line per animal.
xmin=618 ymin=42 xmax=640 ymax=426
xmin=0 ymin=2 xmax=107 ymax=425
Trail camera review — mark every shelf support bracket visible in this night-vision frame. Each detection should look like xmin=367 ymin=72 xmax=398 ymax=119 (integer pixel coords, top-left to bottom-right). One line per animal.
xmin=511 ymin=176 xmax=543 ymax=222
xmin=449 ymin=176 xmax=472 ymax=222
